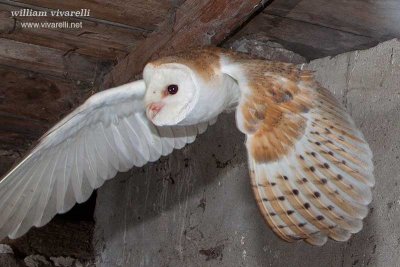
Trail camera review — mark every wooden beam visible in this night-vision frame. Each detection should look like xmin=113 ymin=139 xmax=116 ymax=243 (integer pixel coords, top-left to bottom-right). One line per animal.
xmin=0 ymin=4 xmax=146 ymax=61
xmin=265 ymin=0 xmax=400 ymax=39
xmin=231 ymin=13 xmax=376 ymax=60
xmin=0 ymin=38 xmax=110 ymax=82
xmin=11 ymin=0 xmax=174 ymax=31
xmin=102 ymin=0 xmax=266 ymax=88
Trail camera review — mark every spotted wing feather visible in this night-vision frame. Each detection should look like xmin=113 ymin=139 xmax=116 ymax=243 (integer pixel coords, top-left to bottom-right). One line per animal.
xmin=222 ymin=59 xmax=374 ymax=245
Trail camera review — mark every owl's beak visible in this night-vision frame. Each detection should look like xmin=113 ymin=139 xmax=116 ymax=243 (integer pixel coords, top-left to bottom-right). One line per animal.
xmin=146 ymin=102 xmax=164 ymax=121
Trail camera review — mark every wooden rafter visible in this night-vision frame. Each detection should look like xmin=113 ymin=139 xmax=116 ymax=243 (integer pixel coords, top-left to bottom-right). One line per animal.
xmin=0 ymin=3 xmax=145 ymax=60
xmin=0 ymin=38 xmax=109 ymax=82
xmin=102 ymin=0 xmax=267 ymax=88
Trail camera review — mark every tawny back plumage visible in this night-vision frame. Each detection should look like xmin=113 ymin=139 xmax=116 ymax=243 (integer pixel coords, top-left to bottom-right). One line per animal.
xmin=149 ymin=48 xmax=222 ymax=80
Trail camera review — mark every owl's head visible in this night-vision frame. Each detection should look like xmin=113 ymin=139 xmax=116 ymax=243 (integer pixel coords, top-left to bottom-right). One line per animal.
xmin=143 ymin=50 xmax=238 ymax=127
xmin=143 ymin=62 xmax=200 ymax=126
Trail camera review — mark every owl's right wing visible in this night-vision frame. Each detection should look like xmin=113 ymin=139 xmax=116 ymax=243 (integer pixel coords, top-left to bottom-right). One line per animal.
xmin=221 ymin=59 xmax=374 ymax=246
xmin=0 ymin=80 xmax=212 ymax=240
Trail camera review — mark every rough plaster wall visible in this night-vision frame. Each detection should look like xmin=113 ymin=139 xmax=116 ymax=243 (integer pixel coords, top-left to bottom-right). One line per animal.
xmin=94 ymin=39 xmax=400 ymax=267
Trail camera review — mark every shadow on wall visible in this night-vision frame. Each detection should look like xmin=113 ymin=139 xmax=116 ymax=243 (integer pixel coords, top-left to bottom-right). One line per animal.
xmin=95 ymin=112 xmax=246 ymax=238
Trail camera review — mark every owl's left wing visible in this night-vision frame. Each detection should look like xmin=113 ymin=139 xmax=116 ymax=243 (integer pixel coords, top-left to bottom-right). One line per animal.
xmin=0 ymin=80 xmax=213 ymax=241
xmin=221 ymin=59 xmax=374 ymax=245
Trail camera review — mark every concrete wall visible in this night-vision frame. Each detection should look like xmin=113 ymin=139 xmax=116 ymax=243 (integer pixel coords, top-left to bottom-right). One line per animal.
xmin=94 ymin=39 xmax=400 ymax=267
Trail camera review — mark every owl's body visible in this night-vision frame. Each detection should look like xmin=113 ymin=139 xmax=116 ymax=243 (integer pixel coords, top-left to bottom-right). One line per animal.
xmin=0 ymin=47 xmax=374 ymax=246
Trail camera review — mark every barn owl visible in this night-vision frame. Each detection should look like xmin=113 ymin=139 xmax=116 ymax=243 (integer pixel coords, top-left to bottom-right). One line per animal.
xmin=0 ymin=47 xmax=374 ymax=246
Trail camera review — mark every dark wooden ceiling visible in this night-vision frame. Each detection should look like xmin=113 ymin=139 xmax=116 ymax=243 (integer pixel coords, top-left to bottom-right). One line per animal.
xmin=0 ymin=0 xmax=170 ymax=81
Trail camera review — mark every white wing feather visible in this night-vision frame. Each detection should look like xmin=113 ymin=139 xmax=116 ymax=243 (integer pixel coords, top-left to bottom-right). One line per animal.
xmin=0 ymin=80 xmax=212 ymax=240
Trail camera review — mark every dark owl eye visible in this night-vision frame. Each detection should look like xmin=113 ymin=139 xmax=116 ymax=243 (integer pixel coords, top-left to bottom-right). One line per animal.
xmin=167 ymin=84 xmax=179 ymax=95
